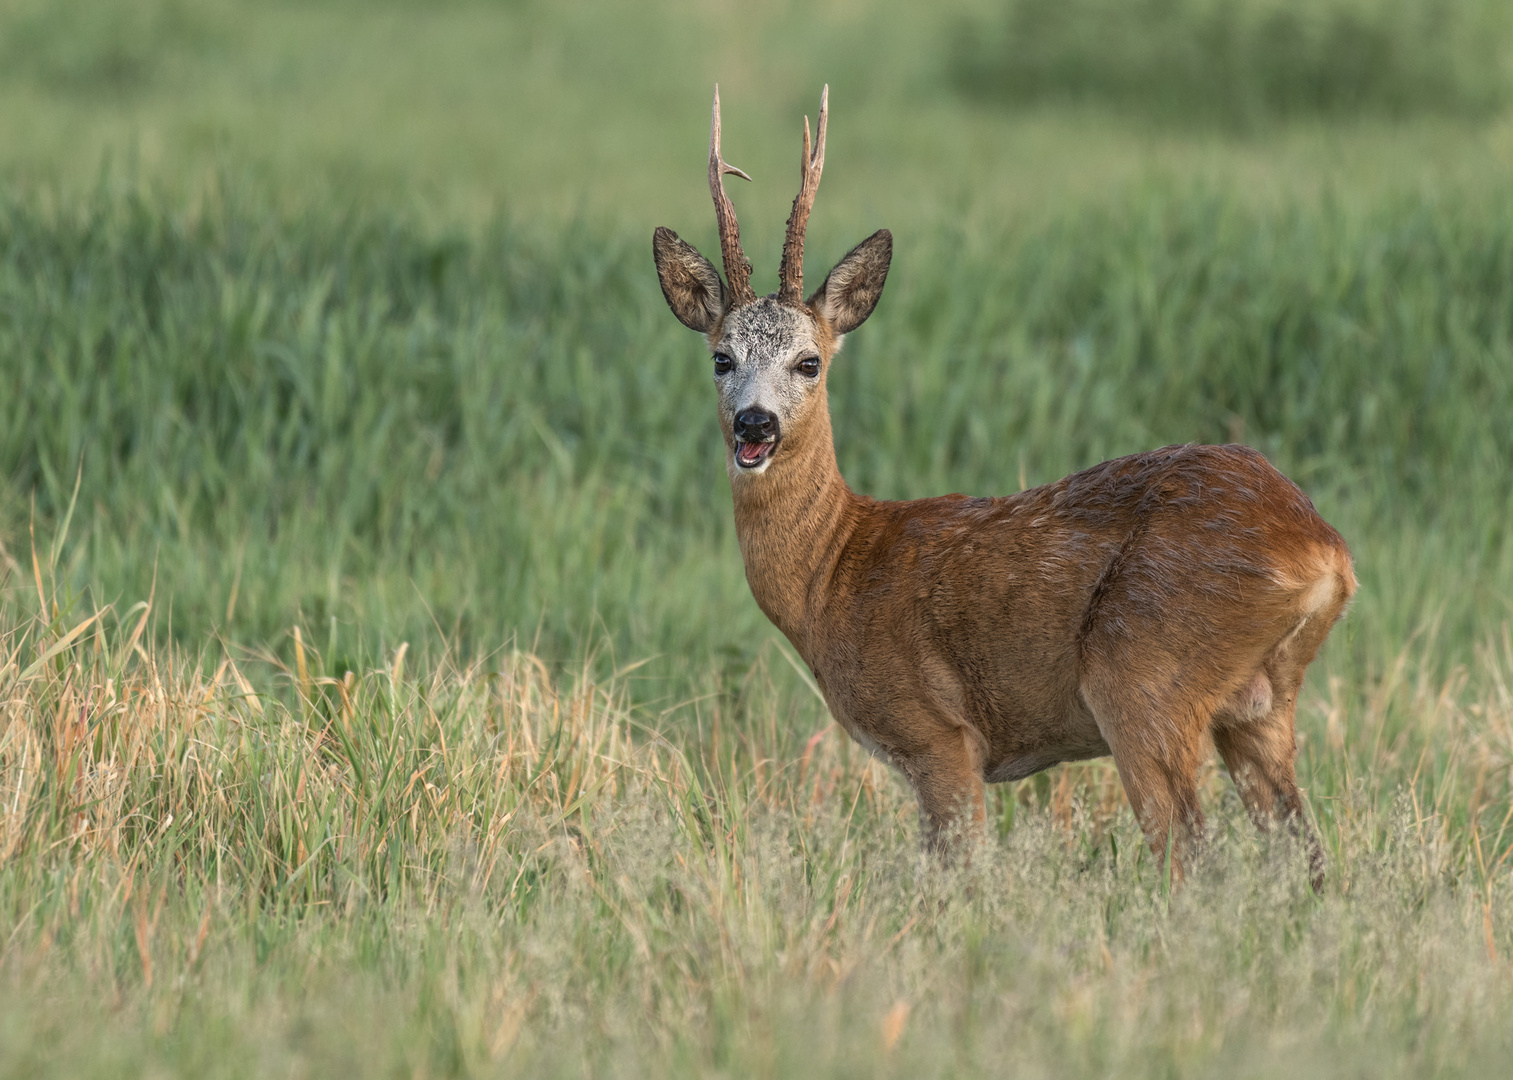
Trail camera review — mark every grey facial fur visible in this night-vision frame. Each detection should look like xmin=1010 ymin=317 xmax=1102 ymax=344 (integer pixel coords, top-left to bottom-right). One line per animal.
xmin=711 ymin=298 xmax=827 ymax=477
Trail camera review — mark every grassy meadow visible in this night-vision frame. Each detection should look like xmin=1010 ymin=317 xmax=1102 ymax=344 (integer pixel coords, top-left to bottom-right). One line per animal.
xmin=2 ymin=0 xmax=1513 ymax=1075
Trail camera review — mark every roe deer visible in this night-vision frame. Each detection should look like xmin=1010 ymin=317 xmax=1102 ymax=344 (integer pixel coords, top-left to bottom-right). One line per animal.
xmin=653 ymin=86 xmax=1355 ymax=888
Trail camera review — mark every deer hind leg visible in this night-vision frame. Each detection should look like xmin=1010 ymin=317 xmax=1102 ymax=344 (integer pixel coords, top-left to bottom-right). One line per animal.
xmin=1082 ymin=683 xmax=1209 ymax=885
xmin=1212 ymin=704 xmax=1324 ymax=892
xmin=1213 ymin=618 xmax=1336 ymax=892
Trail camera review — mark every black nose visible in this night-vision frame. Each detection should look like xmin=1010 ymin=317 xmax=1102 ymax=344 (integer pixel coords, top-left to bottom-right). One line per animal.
xmin=734 ymin=409 xmax=778 ymax=442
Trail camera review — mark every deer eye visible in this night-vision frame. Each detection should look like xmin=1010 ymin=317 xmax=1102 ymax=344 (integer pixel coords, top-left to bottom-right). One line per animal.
xmin=713 ymin=354 xmax=733 ymax=375
xmin=797 ymin=357 xmax=820 ymax=378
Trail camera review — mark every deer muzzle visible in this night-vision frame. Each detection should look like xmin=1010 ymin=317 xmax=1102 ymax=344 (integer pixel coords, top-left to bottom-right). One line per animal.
xmin=733 ymin=408 xmax=780 ymax=469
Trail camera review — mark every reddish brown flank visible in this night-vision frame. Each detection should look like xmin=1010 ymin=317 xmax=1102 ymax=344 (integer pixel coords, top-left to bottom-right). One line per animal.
xmin=654 ymin=87 xmax=1354 ymax=889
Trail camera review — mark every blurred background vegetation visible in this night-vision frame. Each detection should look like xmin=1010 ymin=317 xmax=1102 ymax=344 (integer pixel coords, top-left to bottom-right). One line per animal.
xmin=0 ymin=0 xmax=1510 ymax=686
xmin=956 ymin=0 xmax=1512 ymax=127
xmin=3 ymin=0 xmax=1513 ymax=225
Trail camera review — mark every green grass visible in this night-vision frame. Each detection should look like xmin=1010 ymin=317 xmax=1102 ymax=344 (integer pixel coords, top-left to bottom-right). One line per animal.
xmin=2 ymin=0 xmax=1513 ymax=1075
xmin=3 ymin=183 xmax=1511 ymax=680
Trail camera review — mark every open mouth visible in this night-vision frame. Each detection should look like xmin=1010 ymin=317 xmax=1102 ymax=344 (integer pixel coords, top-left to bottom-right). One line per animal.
xmin=735 ymin=440 xmax=777 ymax=469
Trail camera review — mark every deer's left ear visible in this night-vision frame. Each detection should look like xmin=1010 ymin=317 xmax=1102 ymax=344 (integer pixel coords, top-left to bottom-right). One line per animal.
xmin=654 ymin=226 xmax=726 ymax=332
xmin=808 ymin=229 xmax=891 ymax=335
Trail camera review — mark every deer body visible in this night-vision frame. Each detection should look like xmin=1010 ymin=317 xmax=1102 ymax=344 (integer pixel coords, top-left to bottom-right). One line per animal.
xmin=655 ymin=87 xmax=1354 ymax=887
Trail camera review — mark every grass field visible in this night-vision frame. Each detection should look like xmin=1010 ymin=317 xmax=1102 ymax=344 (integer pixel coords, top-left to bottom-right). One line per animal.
xmin=2 ymin=1 xmax=1513 ymax=1076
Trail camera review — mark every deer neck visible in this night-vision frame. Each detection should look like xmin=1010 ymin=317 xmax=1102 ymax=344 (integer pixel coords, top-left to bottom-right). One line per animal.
xmin=730 ymin=403 xmax=857 ymax=656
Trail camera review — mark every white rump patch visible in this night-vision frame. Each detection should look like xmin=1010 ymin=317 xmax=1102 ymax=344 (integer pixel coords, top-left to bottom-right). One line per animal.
xmin=1299 ymin=571 xmax=1337 ymax=618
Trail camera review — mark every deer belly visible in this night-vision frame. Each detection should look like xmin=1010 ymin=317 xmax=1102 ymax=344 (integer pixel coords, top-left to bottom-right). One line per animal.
xmin=982 ymin=707 xmax=1111 ymax=783
xmin=986 ymin=745 xmax=1106 ymax=783
xmin=839 ymin=720 xmax=894 ymax=765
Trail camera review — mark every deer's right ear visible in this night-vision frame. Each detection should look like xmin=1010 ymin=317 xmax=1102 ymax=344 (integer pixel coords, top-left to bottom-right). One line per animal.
xmin=808 ymin=229 xmax=892 ymax=335
xmin=654 ymin=227 xmax=726 ymax=333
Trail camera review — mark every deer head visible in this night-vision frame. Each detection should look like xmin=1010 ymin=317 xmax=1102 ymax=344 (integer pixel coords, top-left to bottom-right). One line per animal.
xmin=653 ymin=86 xmax=892 ymax=478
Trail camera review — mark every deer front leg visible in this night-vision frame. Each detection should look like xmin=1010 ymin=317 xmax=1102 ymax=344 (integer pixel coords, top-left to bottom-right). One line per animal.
xmin=899 ymin=725 xmax=987 ymax=859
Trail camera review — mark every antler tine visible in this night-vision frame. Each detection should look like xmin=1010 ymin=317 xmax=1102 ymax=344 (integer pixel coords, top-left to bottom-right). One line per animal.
xmin=709 ymin=84 xmax=756 ymax=308
xmin=778 ymin=84 xmax=828 ymax=307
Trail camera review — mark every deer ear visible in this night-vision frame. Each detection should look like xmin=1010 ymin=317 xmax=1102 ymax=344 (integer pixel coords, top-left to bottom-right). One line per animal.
xmin=808 ymin=229 xmax=891 ymax=335
xmin=654 ymin=227 xmax=725 ymax=332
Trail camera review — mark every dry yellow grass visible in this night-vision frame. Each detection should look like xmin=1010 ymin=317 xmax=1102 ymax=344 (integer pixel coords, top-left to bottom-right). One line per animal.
xmin=1 ymin=584 xmax=1510 ymax=1075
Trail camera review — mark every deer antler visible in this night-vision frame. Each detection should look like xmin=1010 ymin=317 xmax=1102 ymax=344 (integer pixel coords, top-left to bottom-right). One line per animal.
xmin=778 ymin=85 xmax=828 ymax=307
xmin=709 ymin=84 xmax=756 ymax=308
